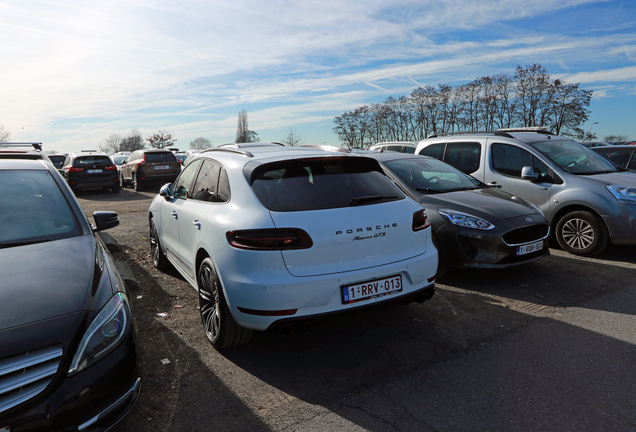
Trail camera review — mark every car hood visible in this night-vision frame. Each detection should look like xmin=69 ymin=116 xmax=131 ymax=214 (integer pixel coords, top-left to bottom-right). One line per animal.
xmin=576 ymin=170 xmax=636 ymax=185
xmin=417 ymin=187 xmax=542 ymax=222
xmin=0 ymin=235 xmax=102 ymax=330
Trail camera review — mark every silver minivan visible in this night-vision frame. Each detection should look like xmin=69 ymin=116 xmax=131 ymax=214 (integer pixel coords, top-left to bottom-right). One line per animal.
xmin=416 ymin=129 xmax=636 ymax=256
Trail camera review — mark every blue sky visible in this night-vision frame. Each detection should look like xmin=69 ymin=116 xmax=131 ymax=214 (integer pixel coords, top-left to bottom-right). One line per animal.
xmin=1 ymin=0 xmax=635 ymax=153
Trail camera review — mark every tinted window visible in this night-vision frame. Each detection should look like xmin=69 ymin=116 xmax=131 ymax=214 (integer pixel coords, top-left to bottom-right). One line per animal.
xmin=191 ymin=160 xmax=220 ymax=202
xmin=0 ymin=170 xmax=81 ymax=247
xmin=251 ymin=157 xmax=404 ymax=212
xmin=384 ymin=157 xmax=481 ymax=193
xmin=48 ymin=155 xmax=66 ymax=168
xmin=217 ymin=168 xmax=230 ymax=203
xmin=174 ymin=159 xmax=202 ymax=199
xmin=404 ymin=146 xmax=415 ymax=154
xmin=74 ymin=156 xmax=113 ymax=167
xmin=419 ymin=143 xmax=444 ymax=159
xmin=444 ymin=142 xmax=480 ymax=174
xmin=492 ymin=143 xmax=550 ymax=179
xmin=145 ymin=152 xmax=177 ymax=163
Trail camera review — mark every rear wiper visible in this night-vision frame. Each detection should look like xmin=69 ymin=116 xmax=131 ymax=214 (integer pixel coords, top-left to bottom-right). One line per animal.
xmin=350 ymin=195 xmax=398 ymax=206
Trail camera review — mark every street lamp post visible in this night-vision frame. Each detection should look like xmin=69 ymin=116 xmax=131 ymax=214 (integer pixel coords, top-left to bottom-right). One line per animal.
xmin=589 ymin=121 xmax=599 ymax=134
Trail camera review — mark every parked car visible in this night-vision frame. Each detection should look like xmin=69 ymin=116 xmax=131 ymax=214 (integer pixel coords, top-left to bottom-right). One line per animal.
xmin=592 ymin=145 xmax=636 ymax=172
xmin=362 ymin=151 xmax=550 ymax=272
xmin=148 ymin=143 xmax=438 ymax=349
xmin=416 ymin=129 xmax=636 ymax=256
xmin=119 ymin=149 xmax=181 ymax=191
xmin=60 ymin=150 xmax=120 ymax=193
xmin=111 ymin=154 xmax=128 ymax=171
xmin=0 ymin=158 xmax=140 ymax=430
xmin=0 ymin=142 xmax=52 ymax=164
xmin=47 ymin=153 xmax=67 ymax=171
xmin=369 ymin=142 xmax=417 ymax=154
xmin=580 ymin=141 xmax=612 ymax=148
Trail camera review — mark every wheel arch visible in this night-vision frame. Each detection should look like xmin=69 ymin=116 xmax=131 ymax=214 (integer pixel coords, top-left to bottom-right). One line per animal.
xmin=550 ymin=204 xmax=607 ymax=233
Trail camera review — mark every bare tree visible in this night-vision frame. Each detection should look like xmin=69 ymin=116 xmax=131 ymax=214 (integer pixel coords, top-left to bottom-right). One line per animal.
xmin=235 ymin=109 xmax=259 ymax=143
xmin=0 ymin=124 xmax=10 ymax=142
xmin=99 ymin=133 xmax=123 ymax=154
xmin=146 ymin=129 xmax=176 ymax=149
xmin=280 ymin=127 xmax=305 ymax=146
xmin=190 ymin=137 xmax=212 ymax=150
xmin=604 ymin=134 xmax=629 ymax=143
xmin=120 ymin=130 xmax=145 ymax=152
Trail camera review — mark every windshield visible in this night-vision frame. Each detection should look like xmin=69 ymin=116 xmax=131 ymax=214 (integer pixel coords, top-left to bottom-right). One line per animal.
xmin=0 ymin=171 xmax=81 ymax=247
xmin=528 ymin=139 xmax=617 ymax=174
xmin=251 ymin=157 xmax=405 ymax=211
xmin=383 ymin=157 xmax=482 ymax=193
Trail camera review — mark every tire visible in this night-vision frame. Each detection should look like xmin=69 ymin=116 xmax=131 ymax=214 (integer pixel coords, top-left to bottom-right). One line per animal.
xmin=133 ymin=173 xmax=143 ymax=191
xmin=119 ymin=171 xmax=126 ymax=188
xmin=111 ymin=185 xmax=121 ymax=193
xmin=149 ymin=218 xmax=169 ymax=271
xmin=198 ymin=258 xmax=253 ymax=349
xmin=555 ymin=210 xmax=609 ymax=256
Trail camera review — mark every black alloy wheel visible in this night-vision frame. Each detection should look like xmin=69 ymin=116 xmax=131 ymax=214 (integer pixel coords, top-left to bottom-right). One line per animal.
xmin=197 ymin=257 xmax=252 ymax=349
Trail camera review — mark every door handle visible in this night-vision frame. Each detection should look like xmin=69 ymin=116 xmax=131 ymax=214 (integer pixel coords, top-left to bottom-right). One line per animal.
xmin=192 ymin=220 xmax=201 ymax=230
xmin=486 ymin=182 xmax=502 ymax=189
xmin=171 ymin=211 xmax=178 ymax=219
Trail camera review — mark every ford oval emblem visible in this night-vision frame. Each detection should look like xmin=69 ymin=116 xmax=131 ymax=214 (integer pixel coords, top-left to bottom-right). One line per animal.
xmin=525 ymin=217 xmax=533 ymax=223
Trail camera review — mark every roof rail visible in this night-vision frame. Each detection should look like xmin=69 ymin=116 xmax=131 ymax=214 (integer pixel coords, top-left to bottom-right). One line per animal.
xmin=426 ymin=131 xmax=514 ymax=139
xmin=0 ymin=142 xmax=43 ymax=151
xmin=498 ymin=127 xmax=555 ymax=136
xmin=202 ymin=147 xmax=254 ymax=157
xmin=299 ymin=144 xmax=350 ymax=153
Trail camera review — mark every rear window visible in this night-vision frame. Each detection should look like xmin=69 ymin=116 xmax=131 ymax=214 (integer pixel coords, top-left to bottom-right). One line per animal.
xmin=74 ymin=156 xmax=113 ymax=166
xmin=145 ymin=152 xmax=177 ymax=163
xmin=250 ymin=157 xmax=405 ymax=212
xmin=0 ymin=170 xmax=81 ymax=247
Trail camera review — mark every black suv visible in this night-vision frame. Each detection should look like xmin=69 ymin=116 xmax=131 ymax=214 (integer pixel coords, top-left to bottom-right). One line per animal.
xmin=119 ymin=149 xmax=181 ymax=191
xmin=61 ymin=150 xmax=120 ymax=193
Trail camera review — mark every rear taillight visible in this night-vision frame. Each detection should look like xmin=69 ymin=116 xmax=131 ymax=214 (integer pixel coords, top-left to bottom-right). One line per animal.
xmin=138 ymin=155 xmax=146 ymax=166
xmin=226 ymin=228 xmax=313 ymax=250
xmin=105 ymin=165 xmax=117 ymax=171
xmin=412 ymin=209 xmax=431 ymax=231
xmin=68 ymin=167 xmax=84 ymax=172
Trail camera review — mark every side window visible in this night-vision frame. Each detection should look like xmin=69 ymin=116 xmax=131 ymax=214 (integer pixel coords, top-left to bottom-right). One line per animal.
xmin=217 ymin=168 xmax=230 ymax=202
xmin=191 ymin=160 xmax=221 ymax=202
xmin=491 ymin=143 xmax=550 ymax=179
xmin=404 ymin=146 xmax=415 ymax=154
xmin=419 ymin=143 xmax=445 ymax=160
xmin=173 ymin=159 xmax=202 ymax=199
xmin=445 ymin=142 xmax=481 ymax=174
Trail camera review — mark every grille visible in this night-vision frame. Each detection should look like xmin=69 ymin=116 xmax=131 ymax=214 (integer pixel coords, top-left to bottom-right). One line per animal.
xmin=502 ymin=223 xmax=550 ymax=245
xmin=0 ymin=345 xmax=63 ymax=414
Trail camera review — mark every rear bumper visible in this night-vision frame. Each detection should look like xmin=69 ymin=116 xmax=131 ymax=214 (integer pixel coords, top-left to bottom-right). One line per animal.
xmin=217 ymin=248 xmax=438 ymax=331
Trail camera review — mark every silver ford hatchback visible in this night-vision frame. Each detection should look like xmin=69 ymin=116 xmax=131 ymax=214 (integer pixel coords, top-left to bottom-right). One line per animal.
xmin=416 ymin=129 xmax=636 ymax=256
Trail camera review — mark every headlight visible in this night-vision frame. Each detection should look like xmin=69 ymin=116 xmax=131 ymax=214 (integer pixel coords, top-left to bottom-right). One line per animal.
xmin=439 ymin=209 xmax=495 ymax=230
xmin=606 ymin=185 xmax=636 ymax=204
xmin=69 ymin=292 xmax=131 ymax=375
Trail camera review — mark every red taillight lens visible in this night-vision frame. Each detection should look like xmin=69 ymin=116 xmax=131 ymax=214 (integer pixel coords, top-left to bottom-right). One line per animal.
xmin=68 ymin=167 xmax=84 ymax=172
xmin=412 ymin=209 xmax=430 ymax=231
xmin=226 ymin=228 xmax=313 ymax=250
xmin=105 ymin=165 xmax=117 ymax=171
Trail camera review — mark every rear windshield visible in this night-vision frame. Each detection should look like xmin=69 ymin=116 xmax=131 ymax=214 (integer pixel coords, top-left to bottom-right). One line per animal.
xmin=0 ymin=171 xmax=81 ymax=247
xmin=74 ymin=156 xmax=113 ymax=166
xmin=145 ymin=152 xmax=177 ymax=163
xmin=250 ymin=157 xmax=405 ymax=212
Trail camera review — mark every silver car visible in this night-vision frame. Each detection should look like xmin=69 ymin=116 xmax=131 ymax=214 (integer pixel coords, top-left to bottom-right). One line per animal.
xmin=416 ymin=129 xmax=636 ymax=256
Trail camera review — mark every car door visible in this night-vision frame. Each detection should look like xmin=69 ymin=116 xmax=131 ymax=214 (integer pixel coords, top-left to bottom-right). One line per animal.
xmin=173 ymin=159 xmax=224 ymax=278
xmin=485 ymin=142 xmax=554 ymax=215
xmin=158 ymin=159 xmax=203 ymax=269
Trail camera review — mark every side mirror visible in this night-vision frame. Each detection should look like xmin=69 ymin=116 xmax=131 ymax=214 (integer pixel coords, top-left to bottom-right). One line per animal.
xmin=159 ymin=183 xmax=174 ymax=199
xmin=93 ymin=211 xmax=120 ymax=231
xmin=521 ymin=166 xmax=539 ymax=182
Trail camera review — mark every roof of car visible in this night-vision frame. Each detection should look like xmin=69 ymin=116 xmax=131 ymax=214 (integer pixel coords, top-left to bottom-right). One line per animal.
xmin=0 ymin=158 xmax=53 ymax=170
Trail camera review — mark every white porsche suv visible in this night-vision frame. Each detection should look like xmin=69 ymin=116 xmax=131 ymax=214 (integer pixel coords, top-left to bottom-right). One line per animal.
xmin=148 ymin=143 xmax=438 ymax=349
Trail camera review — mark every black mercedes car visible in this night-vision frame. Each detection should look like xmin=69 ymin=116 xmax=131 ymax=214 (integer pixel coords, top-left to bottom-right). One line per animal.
xmin=0 ymin=159 xmax=140 ymax=430
xmin=363 ymin=151 xmax=550 ymax=273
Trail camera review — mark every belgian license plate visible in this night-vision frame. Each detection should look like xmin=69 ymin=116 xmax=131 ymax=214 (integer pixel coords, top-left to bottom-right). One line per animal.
xmin=154 ymin=165 xmax=169 ymax=170
xmin=342 ymin=275 xmax=402 ymax=304
xmin=517 ymin=240 xmax=543 ymax=255
xmin=87 ymin=169 xmax=102 ymax=174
